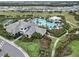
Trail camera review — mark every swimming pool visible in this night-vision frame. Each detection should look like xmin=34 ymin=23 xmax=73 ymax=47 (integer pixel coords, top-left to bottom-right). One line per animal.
xmin=32 ymin=18 xmax=61 ymax=30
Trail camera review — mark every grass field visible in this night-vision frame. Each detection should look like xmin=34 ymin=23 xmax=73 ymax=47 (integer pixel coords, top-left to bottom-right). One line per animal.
xmin=0 ymin=12 xmax=77 ymax=25
xmin=15 ymin=39 xmax=40 ymax=57
xmin=68 ymin=39 xmax=79 ymax=57
xmin=0 ymin=11 xmax=79 ymax=57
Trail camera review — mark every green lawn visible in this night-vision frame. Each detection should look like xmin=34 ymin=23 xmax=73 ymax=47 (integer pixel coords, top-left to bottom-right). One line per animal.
xmin=0 ymin=11 xmax=78 ymax=26
xmin=15 ymin=40 xmax=40 ymax=57
xmin=68 ymin=39 xmax=79 ymax=57
xmin=0 ymin=11 xmax=78 ymax=25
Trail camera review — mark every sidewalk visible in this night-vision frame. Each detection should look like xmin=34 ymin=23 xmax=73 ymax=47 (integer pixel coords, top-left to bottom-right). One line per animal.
xmin=12 ymin=35 xmax=22 ymax=42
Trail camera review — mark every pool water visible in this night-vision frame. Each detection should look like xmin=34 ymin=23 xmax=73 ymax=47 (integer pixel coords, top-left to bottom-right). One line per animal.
xmin=32 ymin=18 xmax=61 ymax=30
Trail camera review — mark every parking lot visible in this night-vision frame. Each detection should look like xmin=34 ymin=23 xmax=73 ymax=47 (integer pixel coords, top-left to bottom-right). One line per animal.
xmin=0 ymin=5 xmax=79 ymax=12
xmin=0 ymin=39 xmax=25 ymax=57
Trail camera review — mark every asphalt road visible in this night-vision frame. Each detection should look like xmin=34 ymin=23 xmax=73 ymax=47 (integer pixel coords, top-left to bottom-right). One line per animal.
xmin=0 ymin=39 xmax=25 ymax=57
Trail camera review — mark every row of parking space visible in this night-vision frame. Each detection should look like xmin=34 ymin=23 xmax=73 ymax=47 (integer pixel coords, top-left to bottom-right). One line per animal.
xmin=0 ymin=6 xmax=79 ymax=12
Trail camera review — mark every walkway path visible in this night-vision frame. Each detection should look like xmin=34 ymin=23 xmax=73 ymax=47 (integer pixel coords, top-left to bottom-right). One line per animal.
xmin=66 ymin=21 xmax=79 ymax=28
xmin=50 ymin=20 xmax=79 ymax=57
xmin=47 ymin=30 xmax=68 ymax=57
xmin=12 ymin=35 xmax=22 ymax=42
xmin=51 ymin=30 xmax=68 ymax=56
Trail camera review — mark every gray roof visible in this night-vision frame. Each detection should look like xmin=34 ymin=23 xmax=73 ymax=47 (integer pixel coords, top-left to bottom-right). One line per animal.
xmin=25 ymin=26 xmax=36 ymax=37
xmin=5 ymin=20 xmax=46 ymax=37
xmin=6 ymin=21 xmax=20 ymax=34
xmin=35 ymin=26 xmax=46 ymax=36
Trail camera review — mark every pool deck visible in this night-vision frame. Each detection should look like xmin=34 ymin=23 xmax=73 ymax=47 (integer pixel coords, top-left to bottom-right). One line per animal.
xmin=32 ymin=18 xmax=63 ymax=30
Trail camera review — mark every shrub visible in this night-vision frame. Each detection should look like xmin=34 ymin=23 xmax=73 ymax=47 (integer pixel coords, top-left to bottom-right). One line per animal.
xmin=69 ymin=28 xmax=79 ymax=33
xmin=31 ymin=32 xmax=42 ymax=39
xmin=55 ymin=29 xmax=79 ymax=57
xmin=74 ymin=15 xmax=79 ymax=21
xmin=55 ymin=46 xmax=72 ymax=57
xmin=49 ymin=29 xmax=66 ymax=37
xmin=63 ymin=23 xmax=70 ymax=30
xmin=4 ymin=53 xmax=10 ymax=57
xmin=68 ymin=11 xmax=76 ymax=15
xmin=20 ymin=36 xmax=33 ymax=42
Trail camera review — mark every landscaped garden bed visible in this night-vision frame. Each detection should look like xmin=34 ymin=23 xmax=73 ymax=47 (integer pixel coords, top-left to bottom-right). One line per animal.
xmin=15 ymin=33 xmax=52 ymax=57
xmin=15 ymin=32 xmax=42 ymax=57
xmin=15 ymin=36 xmax=40 ymax=57
xmin=55 ymin=28 xmax=79 ymax=57
xmin=49 ymin=29 xmax=66 ymax=37
xmin=39 ymin=36 xmax=52 ymax=57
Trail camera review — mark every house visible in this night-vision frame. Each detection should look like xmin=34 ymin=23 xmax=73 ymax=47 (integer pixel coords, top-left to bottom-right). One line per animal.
xmin=5 ymin=19 xmax=46 ymax=38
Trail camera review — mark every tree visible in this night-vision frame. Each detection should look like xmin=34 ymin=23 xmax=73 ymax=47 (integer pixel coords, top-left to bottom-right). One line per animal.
xmin=74 ymin=15 xmax=79 ymax=21
xmin=20 ymin=36 xmax=32 ymax=42
xmin=68 ymin=10 xmax=76 ymax=15
xmin=63 ymin=23 xmax=70 ymax=30
xmin=31 ymin=32 xmax=42 ymax=39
